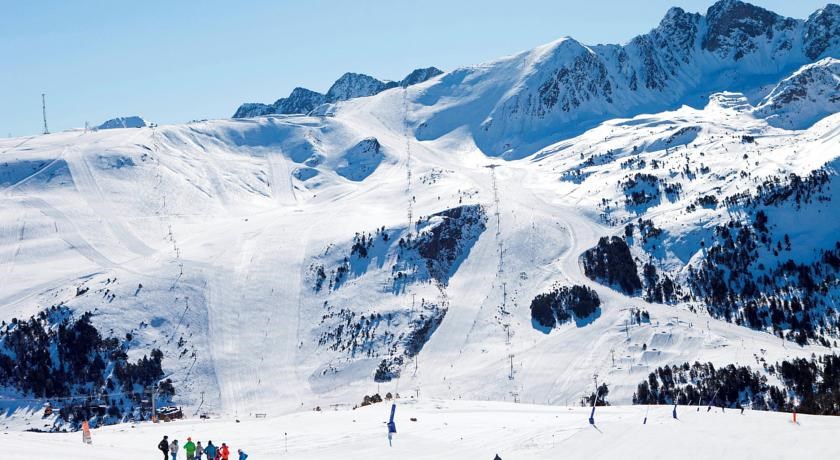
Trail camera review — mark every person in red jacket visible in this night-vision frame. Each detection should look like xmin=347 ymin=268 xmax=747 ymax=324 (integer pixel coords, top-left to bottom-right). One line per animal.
xmin=219 ymin=443 xmax=230 ymax=460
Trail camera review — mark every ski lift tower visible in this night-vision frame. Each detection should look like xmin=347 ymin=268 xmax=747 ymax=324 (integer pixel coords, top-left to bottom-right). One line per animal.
xmin=508 ymin=353 xmax=515 ymax=380
xmin=41 ymin=93 xmax=49 ymax=135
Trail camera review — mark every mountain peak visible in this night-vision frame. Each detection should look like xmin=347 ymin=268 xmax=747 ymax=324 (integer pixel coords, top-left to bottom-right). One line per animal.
xmin=97 ymin=116 xmax=147 ymax=130
xmin=804 ymin=3 xmax=840 ymax=59
xmin=277 ymin=87 xmax=326 ymax=114
xmin=325 ymin=73 xmax=398 ymax=102
xmin=702 ymin=0 xmax=788 ymax=57
xmin=400 ymin=67 xmax=443 ymax=87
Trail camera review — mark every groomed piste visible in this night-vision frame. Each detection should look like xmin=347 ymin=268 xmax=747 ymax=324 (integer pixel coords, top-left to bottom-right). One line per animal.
xmin=4 ymin=399 xmax=838 ymax=459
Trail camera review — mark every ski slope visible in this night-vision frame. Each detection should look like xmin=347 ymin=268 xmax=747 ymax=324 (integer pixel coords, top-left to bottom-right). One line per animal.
xmin=1 ymin=0 xmax=839 ymax=433
xmin=3 ymin=399 xmax=837 ymax=460
xmin=0 ymin=90 xmax=836 ymax=423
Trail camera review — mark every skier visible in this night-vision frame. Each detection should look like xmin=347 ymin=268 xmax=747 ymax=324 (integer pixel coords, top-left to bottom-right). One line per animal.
xmin=237 ymin=449 xmax=248 ymax=460
xmin=81 ymin=420 xmax=93 ymax=444
xmin=204 ymin=441 xmax=217 ymax=460
xmin=196 ymin=441 xmax=204 ymax=460
xmin=220 ymin=443 xmax=230 ymax=460
xmin=184 ymin=437 xmax=197 ymax=460
xmin=158 ymin=436 xmax=170 ymax=460
xmin=170 ymin=439 xmax=180 ymax=460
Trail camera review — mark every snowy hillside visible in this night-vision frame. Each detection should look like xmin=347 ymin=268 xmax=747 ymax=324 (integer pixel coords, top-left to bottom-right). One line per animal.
xmin=1 ymin=0 xmax=839 ymax=435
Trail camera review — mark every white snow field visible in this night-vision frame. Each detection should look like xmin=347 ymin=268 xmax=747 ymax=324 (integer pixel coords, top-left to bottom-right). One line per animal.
xmin=5 ymin=399 xmax=838 ymax=460
xmin=2 ymin=102 xmax=835 ymax=421
xmin=5 ymin=80 xmax=840 ymax=411
xmin=2 ymin=1 xmax=840 ymax=455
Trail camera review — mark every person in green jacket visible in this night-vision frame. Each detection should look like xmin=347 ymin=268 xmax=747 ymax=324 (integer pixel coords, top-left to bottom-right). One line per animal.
xmin=184 ymin=437 xmax=197 ymax=460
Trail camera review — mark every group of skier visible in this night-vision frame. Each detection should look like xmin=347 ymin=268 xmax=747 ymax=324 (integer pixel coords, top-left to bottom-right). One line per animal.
xmin=158 ymin=436 xmax=247 ymax=460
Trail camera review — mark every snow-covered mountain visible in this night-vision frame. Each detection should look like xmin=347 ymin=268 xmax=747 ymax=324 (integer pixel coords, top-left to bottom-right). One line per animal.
xmin=411 ymin=0 xmax=840 ymax=157
xmin=233 ymin=67 xmax=443 ymax=118
xmin=232 ymin=87 xmax=326 ymax=118
xmin=325 ymin=72 xmax=398 ymax=102
xmin=753 ymin=57 xmax=840 ymax=128
xmin=1 ymin=0 xmax=839 ymax=434
xmin=97 ymin=116 xmax=147 ymax=130
xmin=400 ymin=67 xmax=443 ymax=88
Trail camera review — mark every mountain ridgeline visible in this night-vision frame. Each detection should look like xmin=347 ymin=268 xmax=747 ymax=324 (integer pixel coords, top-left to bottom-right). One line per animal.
xmin=232 ymin=67 xmax=443 ymax=118
xmin=413 ymin=0 xmax=840 ymax=157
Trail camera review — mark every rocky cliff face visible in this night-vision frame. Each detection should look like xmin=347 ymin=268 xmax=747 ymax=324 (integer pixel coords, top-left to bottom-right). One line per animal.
xmin=400 ymin=67 xmax=443 ymax=87
xmin=233 ymin=87 xmax=326 ymax=118
xmin=325 ymin=73 xmax=398 ymax=102
xmin=805 ymin=4 xmax=840 ymax=60
xmin=276 ymin=87 xmax=327 ymax=114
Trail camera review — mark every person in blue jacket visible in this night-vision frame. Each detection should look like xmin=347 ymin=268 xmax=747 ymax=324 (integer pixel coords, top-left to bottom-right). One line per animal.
xmin=204 ymin=441 xmax=217 ymax=460
xmin=237 ymin=449 xmax=248 ymax=460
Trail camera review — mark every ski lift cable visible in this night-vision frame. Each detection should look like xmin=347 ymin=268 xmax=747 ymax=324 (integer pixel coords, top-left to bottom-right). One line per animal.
xmin=0 ymin=388 xmax=151 ymax=403
xmin=0 ymin=373 xmax=174 ymax=404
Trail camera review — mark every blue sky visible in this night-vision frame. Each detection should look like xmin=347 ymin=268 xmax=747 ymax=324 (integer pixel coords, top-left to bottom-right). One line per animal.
xmin=1 ymin=0 xmax=829 ymax=136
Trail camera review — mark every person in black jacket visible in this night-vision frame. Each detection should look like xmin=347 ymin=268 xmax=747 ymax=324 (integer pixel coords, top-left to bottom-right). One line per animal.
xmin=159 ymin=436 xmax=170 ymax=460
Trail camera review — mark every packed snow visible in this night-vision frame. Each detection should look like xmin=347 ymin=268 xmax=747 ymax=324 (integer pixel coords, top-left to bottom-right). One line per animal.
xmin=3 ymin=399 xmax=837 ymax=460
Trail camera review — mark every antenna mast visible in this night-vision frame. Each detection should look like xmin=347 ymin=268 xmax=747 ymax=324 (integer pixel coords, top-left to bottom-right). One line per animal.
xmin=41 ymin=93 xmax=49 ymax=135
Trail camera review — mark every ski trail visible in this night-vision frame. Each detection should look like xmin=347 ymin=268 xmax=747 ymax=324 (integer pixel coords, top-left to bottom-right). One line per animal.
xmin=64 ymin=148 xmax=157 ymax=257
xmin=266 ymin=151 xmax=297 ymax=206
xmin=0 ymin=211 xmax=26 ymax=293
xmin=204 ymin=260 xmax=242 ymax=417
xmin=0 ymin=135 xmax=35 ymax=155
xmin=3 ymin=156 xmax=67 ymax=195
xmin=18 ymin=196 xmax=119 ymax=269
xmin=403 ymin=88 xmax=414 ymax=234
xmin=258 ymin=223 xmax=309 ymax=413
